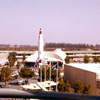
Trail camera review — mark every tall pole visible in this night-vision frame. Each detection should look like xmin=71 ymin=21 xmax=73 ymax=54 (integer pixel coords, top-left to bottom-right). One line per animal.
xmin=38 ymin=28 xmax=44 ymax=82
xmin=56 ymin=62 xmax=58 ymax=92
xmin=40 ymin=63 xmax=42 ymax=82
xmin=38 ymin=28 xmax=44 ymax=61
xmin=49 ymin=62 xmax=51 ymax=91
xmin=45 ymin=65 xmax=46 ymax=81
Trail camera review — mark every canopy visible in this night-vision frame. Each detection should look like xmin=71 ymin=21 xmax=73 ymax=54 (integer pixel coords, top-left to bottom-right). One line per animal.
xmin=25 ymin=49 xmax=66 ymax=63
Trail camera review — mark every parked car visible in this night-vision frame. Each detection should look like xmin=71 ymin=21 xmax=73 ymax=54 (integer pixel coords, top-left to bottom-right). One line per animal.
xmin=12 ymin=71 xmax=19 ymax=79
xmin=17 ymin=79 xmax=25 ymax=85
xmin=0 ymin=84 xmax=5 ymax=88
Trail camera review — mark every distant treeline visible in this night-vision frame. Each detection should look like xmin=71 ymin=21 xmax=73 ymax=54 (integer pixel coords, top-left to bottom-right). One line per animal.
xmin=45 ymin=43 xmax=100 ymax=50
xmin=0 ymin=44 xmax=37 ymax=51
xmin=0 ymin=43 xmax=100 ymax=51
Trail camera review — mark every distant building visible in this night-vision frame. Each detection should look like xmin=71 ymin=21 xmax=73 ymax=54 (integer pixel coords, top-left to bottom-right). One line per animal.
xmin=65 ymin=50 xmax=100 ymax=62
xmin=64 ymin=63 xmax=100 ymax=95
xmin=0 ymin=51 xmax=9 ymax=65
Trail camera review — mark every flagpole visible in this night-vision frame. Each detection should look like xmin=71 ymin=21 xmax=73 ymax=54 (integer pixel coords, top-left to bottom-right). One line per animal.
xmin=56 ymin=62 xmax=58 ymax=92
xmin=40 ymin=63 xmax=42 ymax=82
xmin=45 ymin=65 xmax=46 ymax=82
xmin=49 ymin=61 xmax=51 ymax=91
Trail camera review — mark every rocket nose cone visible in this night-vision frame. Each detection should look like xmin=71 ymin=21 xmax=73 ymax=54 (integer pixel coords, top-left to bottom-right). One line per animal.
xmin=39 ymin=28 xmax=42 ymax=34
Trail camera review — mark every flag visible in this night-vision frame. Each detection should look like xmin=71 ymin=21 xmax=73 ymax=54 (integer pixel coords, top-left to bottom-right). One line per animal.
xmin=51 ymin=64 xmax=58 ymax=92
xmin=52 ymin=64 xmax=58 ymax=70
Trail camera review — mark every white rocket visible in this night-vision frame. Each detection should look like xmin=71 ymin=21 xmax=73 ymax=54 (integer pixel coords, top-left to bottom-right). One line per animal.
xmin=38 ymin=28 xmax=44 ymax=61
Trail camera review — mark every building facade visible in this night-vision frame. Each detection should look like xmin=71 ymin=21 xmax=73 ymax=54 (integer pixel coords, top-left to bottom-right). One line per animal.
xmin=64 ymin=64 xmax=100 ymax=95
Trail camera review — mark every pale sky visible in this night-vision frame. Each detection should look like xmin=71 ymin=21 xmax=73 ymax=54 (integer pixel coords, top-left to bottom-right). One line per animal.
xmin=0 ymin=0 xmax=100 ymax=46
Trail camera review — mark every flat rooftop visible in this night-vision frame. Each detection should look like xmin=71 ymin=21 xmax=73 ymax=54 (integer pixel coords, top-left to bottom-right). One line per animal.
xmin=66 ymin=63 xmax=100 ymax=79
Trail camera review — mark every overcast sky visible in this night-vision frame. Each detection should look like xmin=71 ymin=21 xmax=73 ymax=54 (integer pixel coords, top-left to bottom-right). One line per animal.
xmin=0 ymin=0 xmax=100 ymax=46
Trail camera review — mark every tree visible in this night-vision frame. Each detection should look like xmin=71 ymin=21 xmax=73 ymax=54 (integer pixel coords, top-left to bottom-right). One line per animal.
xmin=93 ymin=56 xmax=100 ymax=63
xmin=51 ymin=67 xmax=60 ymax=82
xmin=16 ymin=61 xmax=21 ymax=70
xmin=16 ymin=61 xmax=21 ymax=79
xmin=23 ymin=54 xmax=26 ymax=61
xmin=22 ymin=53 xmax=26 ymax=65
xmin=0 ymin=67 xmax=12 ymax=86
xmin=38 ymin=66 xmax=46 ymax=81
xmin=38 ymin=65 xmax=48 ymax=81
xmin=58 ymin=80 xmax=72 ymax=92
xmin=58 ymin=79 xmax=66 ymax=92
xmin=74 ymin=80 xmax=83 ymax=93
xmin=65 ymin=81 xmax=72 ymax=92
xmin=83 ymin=84 xmax=92 ymax=94
xmin=84 ymin=55 xmax=90 ymax=63
xmin=65 ymin=56 xmax=70 ymax=63
xmin=8 ymin=52 xmax=16 ymax=67
xmin=20 ymin=67 xmax=34 ymax=83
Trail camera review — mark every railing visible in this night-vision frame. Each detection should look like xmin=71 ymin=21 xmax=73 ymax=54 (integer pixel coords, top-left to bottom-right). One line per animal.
xmin=0 ymin=89 xmax=100 ymax=100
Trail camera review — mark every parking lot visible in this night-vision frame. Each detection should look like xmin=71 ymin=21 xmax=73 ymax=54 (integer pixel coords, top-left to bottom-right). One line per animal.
xmin=0 ymin=77 xmax=38 ymax=90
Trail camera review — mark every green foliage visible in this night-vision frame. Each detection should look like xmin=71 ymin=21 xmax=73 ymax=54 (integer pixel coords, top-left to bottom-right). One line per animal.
xmin=8 ymin=52 xmax=16 ymax=67
xmin=58 ymin=80 xmax=92 ymax=94
xmin=20 ymin=67 xmax=34 ymax=82
xmin=16 ymin=62 xmax=21 ymax=77
xmin=22 ymin=54 xmax=26 ymax=66
xmin=16 ymin=61 xmax=21 ymax=70
xmin=65 ymin=56 xmax=70 ymax=63
xmin=58 ymin=80 xmax=72 ymax=92
xmin=5 ymin=62 xmax=9 ymax=66
xmin=58 ymin=79 xmax=66 ymax=92
xmin=39 ymin=66 xmax=46 ymax=81
xmin=22 ymin=53 xmax=26 ymax=65
xmin=93 ymin=56 xmax=100 ymax=63
xmin=38 ymin=65 xmax=61 ymax=82
xmin=51 ymin=67 xmax=60 ymax=82
xmin=84 ymin=55 xmax=90 ymax=63
xmin=65 ymin=81 xmax=72 ymax=92
xmin=23 ymin=53 xmax=26 ymax=62
xmin=0 ymin=67 xmax=12 ymax=86
xmin=74 ymin=80 xmax=83 ymax=93
xmin=83 ymin=84 xmax=92 ymax=94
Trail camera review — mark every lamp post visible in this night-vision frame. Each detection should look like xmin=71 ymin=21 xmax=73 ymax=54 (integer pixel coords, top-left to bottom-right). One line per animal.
xmin=49 ymin=62 xmax=51 ymax=91
xmin=44 ymin=64 xmax=46 ymax=88
xmin=39 ymin=61 xmax=42 ymax=82
xmin=56 ymin=62 xmax=58 ymax=92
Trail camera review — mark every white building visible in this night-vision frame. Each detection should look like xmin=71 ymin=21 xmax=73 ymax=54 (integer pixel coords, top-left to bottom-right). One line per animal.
xmin=25 ymin=29 xmax=66 ymax=66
